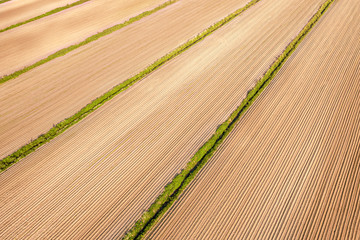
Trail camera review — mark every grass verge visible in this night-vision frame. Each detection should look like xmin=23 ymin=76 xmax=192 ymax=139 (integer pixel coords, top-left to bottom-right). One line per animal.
xmin=0 ymin=0 xmax=91 ymax=33
xmin=0 ymin=0 xmax=261 ymax=172
xmin=122 ymin=0 xmax=335 ymax=239
xmin=0 ymin=0 xmax=177 ymax=84
xmin=0 ymin=0 xmax=11 ymax=4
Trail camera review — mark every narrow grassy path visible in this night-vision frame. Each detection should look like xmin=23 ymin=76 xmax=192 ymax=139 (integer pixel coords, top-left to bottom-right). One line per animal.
xmin=0 ymin=0 xmax=177 ymax=84
xmin=0 ymin=0 xmax=261 ymax=172
xmin=0 ymin=0 xmax=11 ymax=4
xmin=122 ymin=0 xmax=336 ymax=239
xmin=0 ymin=0 xmax=91 ymax=33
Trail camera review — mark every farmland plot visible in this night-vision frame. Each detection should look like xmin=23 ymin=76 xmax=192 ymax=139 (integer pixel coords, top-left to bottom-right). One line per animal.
xmin=0 ymin=0 xmax=169 ymax=76
xmin=0 ymin=0 xmax=327 ymax=238
xmin=0 ymin=0 xmax=79 ymax=29
xmin=147 ymin=0 xmax=360 ymax=239
xmin=0 ymin=0 xmax=256 ymax=159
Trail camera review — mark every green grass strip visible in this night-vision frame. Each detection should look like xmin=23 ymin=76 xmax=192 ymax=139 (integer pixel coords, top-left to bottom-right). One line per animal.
xmin=0 ymin=0 xmax=11 ymax=4
xmin=0 ymin=0 xmax=261 ymax=172
xmin=0 ymin=0 xmax=177 ymax=84
xmin=0 ymin=0 xmax=90 ymax=33
xmin=122 ymin=0 xmax=335 ymax=239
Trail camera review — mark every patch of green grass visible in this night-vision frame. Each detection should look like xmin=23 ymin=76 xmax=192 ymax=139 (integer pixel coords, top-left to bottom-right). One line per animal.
xmin=0 ymin=0 xmax=260 ymax=172
xmin=0 ymin=0 xmax=177 ymax=84
xmin=122 ymin=0 xmax=335 ymax=239
xmin=0 ymin=0 xmax=11 ymax=4
xmin=0 ymin=0 xmax=90 ymax=33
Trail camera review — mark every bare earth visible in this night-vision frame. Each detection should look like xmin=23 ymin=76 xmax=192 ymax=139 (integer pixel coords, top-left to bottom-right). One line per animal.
xmin=0 ymin=0 xmax=168 ymax=76
xmin=147 ymin=0 xmax=360 ymax=239
xmin=0 ymin=0 xmax=78 ymax=29
xmin=0 ymin=0 xmax=252 ymax=159
xmin=0 ymin=0 xmax=325 ymax=238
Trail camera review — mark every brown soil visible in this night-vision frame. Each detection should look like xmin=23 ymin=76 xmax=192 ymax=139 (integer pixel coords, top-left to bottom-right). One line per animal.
xmin=147 ymin=0 xmax=360 ymax=238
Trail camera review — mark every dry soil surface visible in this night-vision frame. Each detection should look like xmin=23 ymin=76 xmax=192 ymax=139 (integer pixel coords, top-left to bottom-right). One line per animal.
xmin=0 ymin=0 xmax=78 ymax=29
xmin=0 ymin=0 xmax=251 ymax=158
xmin=0 ymin=0 xmax=168 ymax=76
xmin=0 ymin=0 xmax=325 ymax=238
xmin=147 ymin=0 xmax=360 ymax=239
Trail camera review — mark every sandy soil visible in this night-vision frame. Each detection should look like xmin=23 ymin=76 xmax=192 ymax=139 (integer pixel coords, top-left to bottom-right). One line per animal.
xmin=0 ymin=0 xmax=78 ymax=29
xmin=147 ymin=0 xmax=360 ymax=239
xmin=0 ymin=0 xmax=168 ymax=76
xmin=0 ymin=0 xmax=253 ymax=159
xmin=0 ymin=0 xmax=326 ymax=238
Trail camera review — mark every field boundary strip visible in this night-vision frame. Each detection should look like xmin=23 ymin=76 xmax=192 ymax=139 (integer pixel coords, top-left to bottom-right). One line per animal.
xmin=122 ymin=0 xmax=336 ymax=239
xmin=0 ymin=0 xmax=261 ymax=172
xmin=0 ymin=0 xmax=11 ymax=4
xmin=0 ymin=0 xmax=91 ymax=33
xmin=0 ymin=0 xmax=178 ymax=84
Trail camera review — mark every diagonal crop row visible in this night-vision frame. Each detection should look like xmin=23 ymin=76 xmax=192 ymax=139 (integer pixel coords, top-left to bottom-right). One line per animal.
xmin=122 ymin=0 xmax=336 ymax=239
xmin=0 ymin=0 xmax=177 ymax=84
xmin=0 ymin=0 xmax=261 ymax=172
xmin=0 ymin=0 xmax=91 ymax=33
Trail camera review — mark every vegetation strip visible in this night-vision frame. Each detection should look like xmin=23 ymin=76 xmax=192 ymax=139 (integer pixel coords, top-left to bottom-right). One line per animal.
xmin=0 ymin=0 xmax=11 ymax=4
xmin=0 ymin=0 xmax=91 ymax=33
xmin=0 ymin=0 xmax=261 ymax=171
xmin=0 ymin=0 xmax=177 ymax=84
xmin=122 ymin=0 xmax=336 ymax=239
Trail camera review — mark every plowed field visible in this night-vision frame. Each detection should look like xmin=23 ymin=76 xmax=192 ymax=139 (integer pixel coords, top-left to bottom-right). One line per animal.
xmin=0 ymin=0 xmax=326 ymax=238
xmin=147 ymin=0 xmax=360 ymax=238
xmin=0 ymin=0 xmax=167 ymax=76
xmin=0 ymin=0 xmax=257 ymax=158
xmin=0 ymin=0 xmax=78 ymax=29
